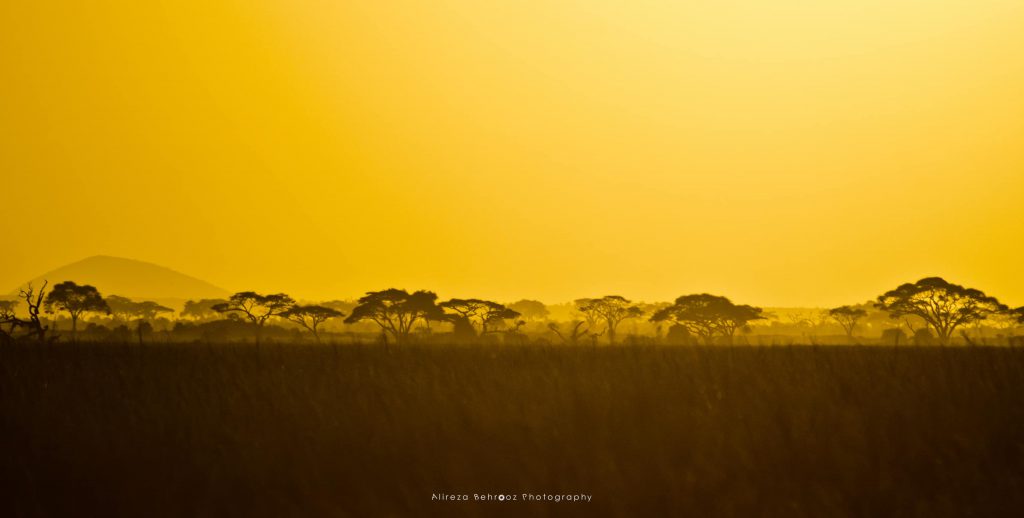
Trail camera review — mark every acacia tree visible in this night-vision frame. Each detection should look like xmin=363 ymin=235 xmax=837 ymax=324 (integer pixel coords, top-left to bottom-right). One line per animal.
xmin=440 ymin=299 xmax=522 ymax=335
xmin=875 ymin=277 xmax=1006 ymax=345
xmin=650 ymin=294 xmax=763 ymax=345
xmin=105 ymin=295 xmax=172 ymax=341
xmin=344 ymin=289 xmax=444 ymax=345
xmin=828 ymin=305 xmax=869 ymax=339
xmin=479 ymin=304 xmax=522 ymax=336
xmin=106 ymin=295 xmax=167 ymax=324
xmin=715 ymin=303 xmax=764 ymax=340
xmin=575 ymin=296 xmax=644 ymax=344
xmin=650 ymin=295 xmax=721 ymax=344
xmin=132 ymin=301 xmax=173 ymax=345
xmin=105 ymin=295 xmax=137 ymax=324
xmin=212 ymin=292 xmax=296 ymax=344
xmin=45 ymin=281 xmax=110 ymax=342
xmin=438 ymin=298 xmax=489 ymax=337
xmin=181 ymin=299 xmax=229 ymax=321
xmin=507 ymin=300 xmax=549 ymax=321
xmin=573 ymin=298 xmax=604 ymax=333
xmin=134 ymin=301 xmax=174 ymax=321
xmin=284 ymin=305 xmax=344 ymax=343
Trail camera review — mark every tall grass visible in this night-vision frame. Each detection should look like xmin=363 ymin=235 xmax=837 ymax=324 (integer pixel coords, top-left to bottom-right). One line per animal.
xmin=2 ymin=344 xmax=1023 ymax=517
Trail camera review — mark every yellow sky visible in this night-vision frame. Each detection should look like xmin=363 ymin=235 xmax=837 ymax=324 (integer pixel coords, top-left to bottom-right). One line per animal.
xmin=2 ymin=1 xmax=1023 ymax=307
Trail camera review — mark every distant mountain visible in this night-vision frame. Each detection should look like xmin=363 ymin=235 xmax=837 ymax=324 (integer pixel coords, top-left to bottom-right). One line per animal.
xmin=9 ymin=256 xmax=229 ymax=309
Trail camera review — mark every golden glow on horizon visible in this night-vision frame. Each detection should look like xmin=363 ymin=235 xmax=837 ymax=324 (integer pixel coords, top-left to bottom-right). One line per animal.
xmin=2 ymin=1 xmax=1023 ymax=306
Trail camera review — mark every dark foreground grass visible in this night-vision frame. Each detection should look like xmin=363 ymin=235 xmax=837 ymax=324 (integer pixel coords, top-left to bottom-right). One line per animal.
xmin=2 ymin=344 xmax=1023 ymax=517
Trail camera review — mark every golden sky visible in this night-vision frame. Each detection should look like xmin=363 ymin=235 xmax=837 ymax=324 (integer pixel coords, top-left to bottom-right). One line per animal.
xmin=2 ymin=1 xmax=1023 ymax=307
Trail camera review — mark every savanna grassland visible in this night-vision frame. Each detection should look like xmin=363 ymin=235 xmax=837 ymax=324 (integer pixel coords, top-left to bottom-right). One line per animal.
xmin=2 ymin=344 xmax=1024 ymax=517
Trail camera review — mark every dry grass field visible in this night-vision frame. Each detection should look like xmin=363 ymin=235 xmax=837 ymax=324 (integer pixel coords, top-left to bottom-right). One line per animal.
xmin=2 ymin=343 xmax=1024 ymax=517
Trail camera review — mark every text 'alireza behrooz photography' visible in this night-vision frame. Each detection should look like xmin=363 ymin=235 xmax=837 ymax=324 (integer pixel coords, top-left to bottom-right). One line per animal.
xmin=3 ymin=1 xmax=1024 ymax=516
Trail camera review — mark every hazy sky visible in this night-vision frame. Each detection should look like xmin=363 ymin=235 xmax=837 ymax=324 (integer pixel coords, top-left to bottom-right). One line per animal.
xmin=2 ymin=1 xmax=1022 ymax=307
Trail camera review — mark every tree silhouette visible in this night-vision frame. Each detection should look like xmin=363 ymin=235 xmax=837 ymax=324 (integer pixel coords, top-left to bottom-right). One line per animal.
xmin=212 ymin=292 xmax=295 ymax=344
xmin=107 ymin=296 xmax=172 ymax=324
xmin=828 ymin=305 xmax=868 ymax=339
xmin=449 ymin=315 xmax=477 ymax=343
xmin=105 ymin=295 xmax=139 ymax=324
xmin=665 ymin=324 xmax=693 ymax=345
xmin=548 ymin=321 xmax=589 ymax=345
xmin=573 ymin=298 xmax=603 ymax=334
xmin=715 ymin=303 xmax=763 ymax=341
xmin=283 ymin=305 xmax=344 ymax=343
xmin=18 ymin=282 xmax=52 ymax=344
xmin=507 ymin=299 xmax=549 ymax=321
xmin=0 ymin=300 xmax=18 ymax=344
xmin=133 ymin=301 xmax=174 ymax=321
xmin=438 ymin=299 xmax=489 ymax=337
xmin=440 ymin=299 xmax=521 ymax=335
xmin=479 ymin=305 xmax=522 ymax=336
xmin=875 ymin=277 xmax=1006 ymax=345
xmin=0 ymin=288 xmax=51 ymax=345
xmin=575 ymin=296 xmax=643 ymax=344
xmin=650 ymin=294 xmax=763 ymax=345
xmin=134 ymin=301 xmax=173 ymax=345
xmin=0 ymin=282 xmax=57 ymax=343
xmin=344 ymin=289 xmax=444 ymax=345
xmin=181 ymin=299 xmax=229 ymax=321
xmin=0 ymin=298 xmax=16 ymax=315
xmin=45 ymin=281 xmax=110 ymax=342
xmin=105 ymin=295 xmax=172 ymax=344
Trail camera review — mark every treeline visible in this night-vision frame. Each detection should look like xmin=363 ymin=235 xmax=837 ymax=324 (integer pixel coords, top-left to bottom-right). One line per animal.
xmin=1 ymin=277 xmax=1022 ymax=346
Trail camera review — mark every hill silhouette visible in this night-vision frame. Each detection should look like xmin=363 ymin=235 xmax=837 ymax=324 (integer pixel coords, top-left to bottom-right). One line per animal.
xmin=9 ymin=256 xmax=228 ymax=309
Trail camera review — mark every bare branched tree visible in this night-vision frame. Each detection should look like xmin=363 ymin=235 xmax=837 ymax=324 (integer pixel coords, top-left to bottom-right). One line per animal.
xmin=18 ymin=282 xmax=54 ymax=344
xmin=548 ymin=321 xmax=589 ymax=346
